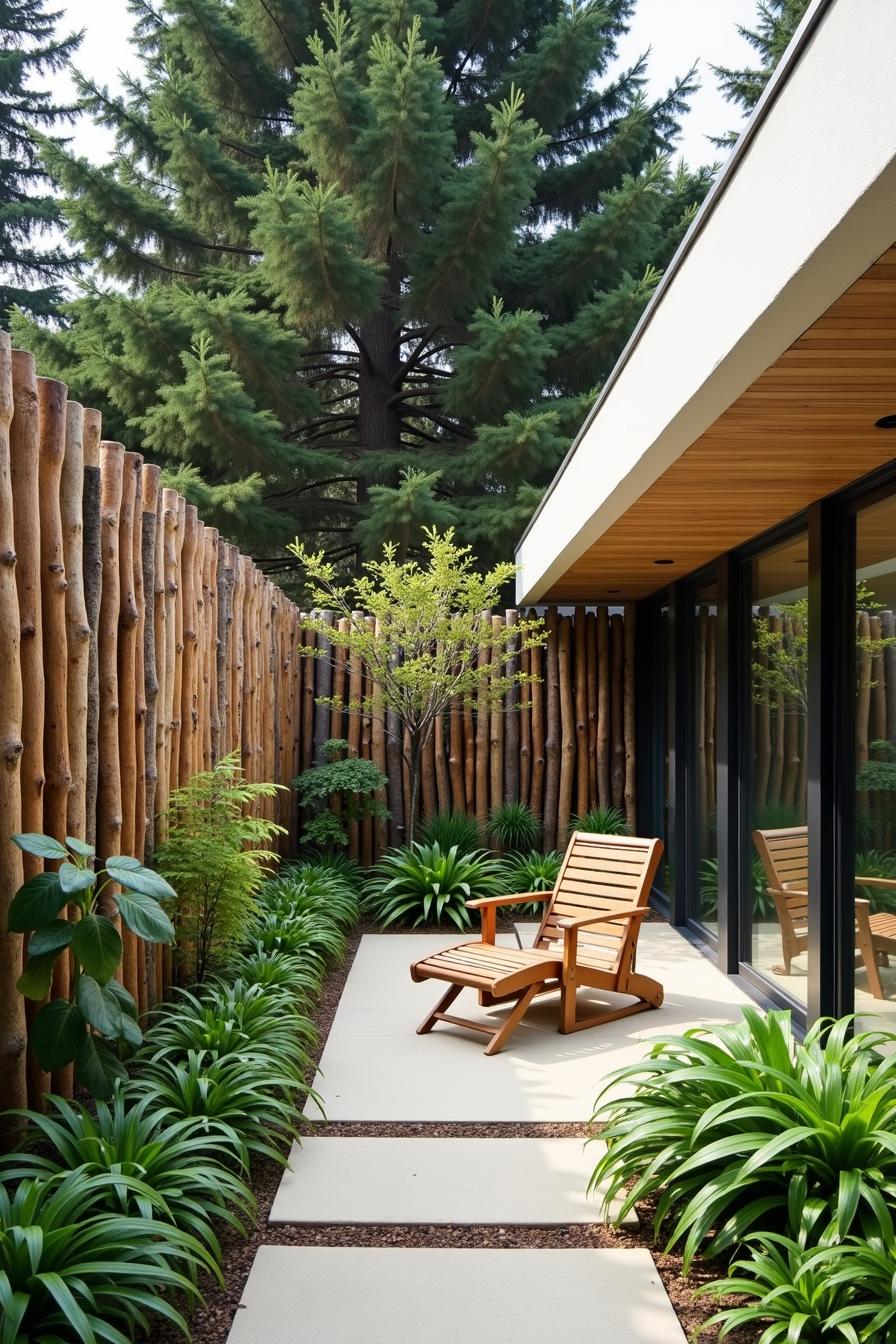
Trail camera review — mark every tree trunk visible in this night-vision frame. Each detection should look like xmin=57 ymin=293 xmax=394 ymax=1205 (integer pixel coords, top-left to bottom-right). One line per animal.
xmin=141 ymin=465 xmax=160 ymax=866
xmin=62 ymin=403 xmax=89 ymax=847
xmin=489 ymin=613 xmax=504 ymax=816
xmin=557 ymin=614 xmax=575 ymax=842
xmin=96 ymin=443 xmax=124 ymax=919
xmin=0 ymin=333 xmax=27 ymax=1134
xmin=529 ymin=632 xmax=545 ymax=828
xmin=573 ymin=607 xmax=588 ymax=816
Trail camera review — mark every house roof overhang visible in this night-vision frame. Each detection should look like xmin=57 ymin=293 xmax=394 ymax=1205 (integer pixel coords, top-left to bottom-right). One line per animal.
xmin=515 ymin=0 xmax=896 ymax=605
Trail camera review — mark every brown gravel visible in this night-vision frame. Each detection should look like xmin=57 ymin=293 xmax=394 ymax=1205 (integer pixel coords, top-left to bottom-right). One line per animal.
xmin=153 ymin=916 xmax=756 ymax=1344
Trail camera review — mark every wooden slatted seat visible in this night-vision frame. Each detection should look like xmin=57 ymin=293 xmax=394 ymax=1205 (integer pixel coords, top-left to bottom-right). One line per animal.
xmin=754 ymin=825 xmax=896 ymax=998
xmin=410 ymin=832 xmax=664 ymax=1055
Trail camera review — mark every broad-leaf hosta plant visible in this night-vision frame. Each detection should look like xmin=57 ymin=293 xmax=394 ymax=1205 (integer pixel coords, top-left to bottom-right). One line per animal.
xmin=7 ymin=832 xmax=175 ymax=1098
xmin=365 ymin=841 xmax=506 ymax=930
xmin=0 ymin=1167 xmax=214 ymax=1343
xmin=0 ymin=1088 xmax=254 ymax=1266
xmin=590 ymin=1008 xmax=896 ymax=1270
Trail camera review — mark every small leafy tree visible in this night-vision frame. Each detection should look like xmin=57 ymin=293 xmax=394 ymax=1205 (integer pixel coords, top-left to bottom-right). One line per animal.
xmin=154 ymin=752 xmax=285 ymax=982
xmin=292 ymin=527 xmax=546 ymax=844
xmin=7 ymin=832 xmax=175 ymax=1098
xmin=294 ymin=738 xmax=388 ymax=850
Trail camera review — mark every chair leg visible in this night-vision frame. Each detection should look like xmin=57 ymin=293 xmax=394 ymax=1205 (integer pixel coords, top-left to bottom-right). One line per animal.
xmin=417 ymin=983 xmax=463 ymax=1035
xmin=484 ymin=982 xmax=543 ymax=1056
xmin=559 ymin=973 xmax=663 ymax=1035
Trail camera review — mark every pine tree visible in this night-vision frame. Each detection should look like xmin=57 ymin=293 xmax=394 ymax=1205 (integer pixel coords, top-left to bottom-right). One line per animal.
xmin=713 ymin=0 xmax=811 ymax=143
xmin=15 ymin=0 xmax=712 ymax=567
xmin=0 ymin=0 xmax=81 ymax=322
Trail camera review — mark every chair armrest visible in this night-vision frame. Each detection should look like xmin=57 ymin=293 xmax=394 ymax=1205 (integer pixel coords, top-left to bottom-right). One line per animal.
xmin=855 ymin=876 xmax=896 ymax=890
xmin=555 ymin=908 xmax=650 ymax=932
xmin=466 ymin=892 xmax=552 ymax=911
xmin=768 ymin=886 xmax=808 ymax=900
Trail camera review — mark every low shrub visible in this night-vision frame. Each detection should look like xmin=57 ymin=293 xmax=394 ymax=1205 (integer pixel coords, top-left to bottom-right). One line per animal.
xmin=487 ymin=801 xmax=541 ymax=852
xmin=0 ymin=1167 xmax=214 ymax=1340
xmin=258 ymin=864 xmax=361 ymax=929
xmin=293 ymin=738 xmax=388 ymax=849
xmin=419 ymin=808 xmax=481 ymax=853
xmin=695 ymin=1234 xmax=896 ymax=1343
xmin=568 ymin=805 xmax=629 ymax=836
xmin=590 ymin=1008 xmax=896 ymax=1270
xmin=0 ymin=1088 xmax=254 ymax=1265
xmin=500 ymin=849 xmax=562 ymax=915
xmin=154 ymin=751 xmax=285 ymax=982
xmin=365 ymin=840 xmax=505 ymax=929
xmin=132 ymin=1048 xmax=317 ymax=1166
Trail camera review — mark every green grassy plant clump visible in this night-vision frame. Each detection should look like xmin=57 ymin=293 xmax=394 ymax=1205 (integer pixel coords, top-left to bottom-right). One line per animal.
xmin=419 ymin=809 xmax=481 ymax=854
xmin=500 ymin=849 xmax=562 ymax=916
xmin=568 ymin=805 xmax=629 ymax=836
xmin=365 ymin=840 xmax=505 ymax=930
xmin=487 ymin=801 xmax=541 ymax=853
xmin=1 ymin=851 xmax=358 ymax=1341
xmin=154 ymin=750 xmax=286 ymax=982
xmin=590 ymin=1009 xmax=896 ymax=1275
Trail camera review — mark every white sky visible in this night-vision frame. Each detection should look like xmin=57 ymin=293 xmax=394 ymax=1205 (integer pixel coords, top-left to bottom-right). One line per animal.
xmin=56 ymin=0 xmax=758 ymax=167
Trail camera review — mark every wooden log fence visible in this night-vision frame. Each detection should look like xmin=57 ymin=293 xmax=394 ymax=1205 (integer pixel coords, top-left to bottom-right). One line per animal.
xmin=0 ymin=331 xmax=640 ymax=1117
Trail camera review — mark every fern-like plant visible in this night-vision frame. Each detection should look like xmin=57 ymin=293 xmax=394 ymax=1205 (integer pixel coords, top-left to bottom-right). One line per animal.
xmin=487 ymin=801 xmax=541 ymax=852
xmin=568 ymin=805 xmax=629 ymax=836
xmin=154 ymin=751 xmax=285 ymax=981
xmin=365 ymin=841 xmax=505 ymax=930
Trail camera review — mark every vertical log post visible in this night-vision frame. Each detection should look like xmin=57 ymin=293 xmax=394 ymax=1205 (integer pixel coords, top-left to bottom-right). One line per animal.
xmin=557 ymin=614 xmax=575 ymax=841
xmin=542 ymin=609 xmax=560 ymax=850
xmin=82 ymin=410 xmax=102 ymax=850
xmin=623 ymin=603 xmax=637 ymax=831
xmin=0 ymin=333 xmax=27 ymax=1126
xmin=96 ymin=444 xmax=124 ymax=917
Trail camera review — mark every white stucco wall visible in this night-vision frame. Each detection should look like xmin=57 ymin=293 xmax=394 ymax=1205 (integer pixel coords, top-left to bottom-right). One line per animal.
xmin=516 ymin=0 xmax=896 ymax=603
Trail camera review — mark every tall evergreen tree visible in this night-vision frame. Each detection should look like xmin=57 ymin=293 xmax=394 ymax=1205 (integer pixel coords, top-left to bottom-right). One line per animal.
xmin=16 ymin=0 xmax=712 ymax=569
xmin=0 ymin=0 xmax=81 ymax=322
xmin=713 ymin=0 xmax=811 ymax=143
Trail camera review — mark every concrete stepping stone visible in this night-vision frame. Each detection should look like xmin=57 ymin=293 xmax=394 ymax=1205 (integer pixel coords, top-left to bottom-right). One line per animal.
xmin=306 ymin=926 xmax=753 ymax=1121
xmin=269 ymin=1136 xmax=636 ymax=1226
xmin=226 ymin=1246 xmax=686 ymax=1344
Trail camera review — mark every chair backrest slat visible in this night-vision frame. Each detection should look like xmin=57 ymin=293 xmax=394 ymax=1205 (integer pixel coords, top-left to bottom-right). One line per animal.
xmin=534 ymin=832 xmax=663 ymax=959
xmin=754 ymin=826 xmax=809 ymax=891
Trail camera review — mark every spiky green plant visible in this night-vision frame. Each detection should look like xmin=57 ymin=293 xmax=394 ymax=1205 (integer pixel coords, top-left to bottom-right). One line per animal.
xmin=224 ymin=947 xmax=322 ymax=998
xmin=487 ymin=801 xmax=541 ymax=853
xmin=500 ymin=849 xmax=562 ymax=916
xmin=568 ymin=805 xmax=629 ymax=836
xmin=364 ymin=841 xmax=505 ymax=930
xmin=132 ymin=1049 xmax=318 ymax=1166
xmin=0 ymin=1088 xmax=253 ymax=1265
xmin=419 ymin=809 xmax=481 ymax=854
xmin=258 ymin=866 xmax=360 ymax=929
xmin=590 ymin=1009 xmax=896 ymax=1270
xmin=0 ymin=1167 xmax=214 ymax=1341
xmin=695 ymin=1234 xmax=896 ymax=1343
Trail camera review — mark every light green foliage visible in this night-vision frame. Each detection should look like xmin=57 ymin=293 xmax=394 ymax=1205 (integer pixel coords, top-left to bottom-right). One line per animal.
xmin=293 ymin=527 xmax=546 ymax=842
xmin=0 ymin=1089 xmax=255 ymax=1265
xmin=294 ymin=737 xmax=389 ymax=848
xmin=700 ymin=855 xmax=776 ymax=921
xmin=7 ymin=832 xmax=175 ymax=1099
xmin=154 ymin=751 xmax=285 ymax=982
xmin=365 ymin=840 xmax=505 ymax=929
xmin=17 ymin=0 xmax=712 ymax=562
xmin=420 ymin=809 xmax=481 ymax=853
xmin=696 ymin=1233 xmax=896 ymax=1343
xmin=590 ymin=1009 xmax=896 ymax=1272
xmin=500 ymin=848 xmax=562 ymax=916
xmin=0 ymin=1167 xmax=212 ymax=1341
xmin=568 ymin=805 xmax=629 ymax=836
xmin=488 ymin=801 xmax=542 ymax=853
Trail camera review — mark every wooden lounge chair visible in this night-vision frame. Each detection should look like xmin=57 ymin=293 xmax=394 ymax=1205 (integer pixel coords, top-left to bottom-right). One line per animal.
xmin=410 ymin=832 xmax=664 ymax=1055
xmin=754 ymin=825 xmax=896 ymax=998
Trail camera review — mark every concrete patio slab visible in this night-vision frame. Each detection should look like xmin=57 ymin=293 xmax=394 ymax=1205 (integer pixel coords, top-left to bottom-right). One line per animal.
xmin=226 ymin=1246 xmax=687 ymax=1344
xmin=305 ymin=925 xmax=753 ymax=1121
xmin=270 ymin=1136 xmax=635 ymax=1225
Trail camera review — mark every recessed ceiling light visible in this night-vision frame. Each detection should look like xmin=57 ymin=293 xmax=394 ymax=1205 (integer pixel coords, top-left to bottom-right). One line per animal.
xmin=875 ymin=414 xmax=896 ymax=429
xmin=653 ymin=558 xmax=674 ymax=565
